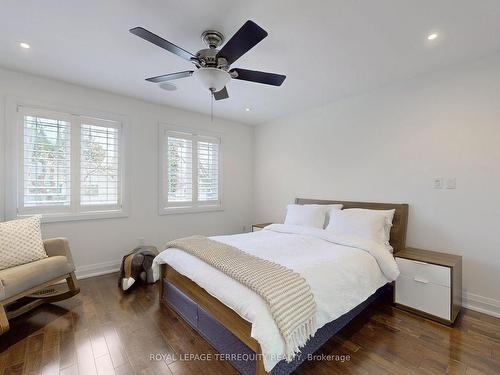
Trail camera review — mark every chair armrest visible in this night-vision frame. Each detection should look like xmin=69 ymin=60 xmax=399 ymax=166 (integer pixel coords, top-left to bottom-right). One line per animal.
xmin=43 ymin=238 xmax=75 ymax=267
xmin=0 ymin=280 xmax=4 ymax=300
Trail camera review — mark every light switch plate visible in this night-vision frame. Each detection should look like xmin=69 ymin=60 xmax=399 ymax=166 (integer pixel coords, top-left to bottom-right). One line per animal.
xmin=433 ymin=177 xmax=444 ymax=189
xmin=446 ymin=178 xmax=457 ymax=189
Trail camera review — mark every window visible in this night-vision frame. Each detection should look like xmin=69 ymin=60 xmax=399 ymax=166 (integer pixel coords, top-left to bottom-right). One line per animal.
xmin=166 ymin=134 xmax=193 ymax=203
xmin=80 ymin=119 xmax=121 ymax=207
xmin=197 ymin=138 xmax=219 ymax=202
xmin=160 ymin=125 xmax=221 ymax=214
xmin=22 ymin=113 xmax=72 ymax=210
xmin=17 ymin=106 xmax=125 ymax=220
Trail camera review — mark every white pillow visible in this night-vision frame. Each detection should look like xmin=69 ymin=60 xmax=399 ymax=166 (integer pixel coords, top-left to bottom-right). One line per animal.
xmin=325 ymin=205 xmax=345 ymax=228
xmin=0 ymin=216 xmax=47 ymax=270
xmin=341 ymin=209 xmax=395 ymax=243
xmin=326 ymin=208 xmax=395 ymax=245
xmin=285 ymin=204 xmax=342 ymax=229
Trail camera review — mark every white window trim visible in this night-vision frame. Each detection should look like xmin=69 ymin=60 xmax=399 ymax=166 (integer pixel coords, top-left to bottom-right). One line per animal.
xmin=5 ymin=97 xmax=130 ymax=223
xmin=158 ymin=123 xmax=223 ymax=215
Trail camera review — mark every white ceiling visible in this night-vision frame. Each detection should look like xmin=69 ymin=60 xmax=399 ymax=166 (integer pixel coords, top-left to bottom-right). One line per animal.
xmin=2 ymin=0 xmax=500 ymax=125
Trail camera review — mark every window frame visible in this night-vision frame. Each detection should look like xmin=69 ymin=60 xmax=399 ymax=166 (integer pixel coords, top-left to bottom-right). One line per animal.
xmin=158 ymin=123 xmax=223 ymax=215
xmin=6 ymin=99 xmax=129 ymax=222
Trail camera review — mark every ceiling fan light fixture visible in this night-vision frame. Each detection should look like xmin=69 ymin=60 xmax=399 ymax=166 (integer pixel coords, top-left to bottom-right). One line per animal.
xmin=193 ymin=67 xmax=230 ymax=92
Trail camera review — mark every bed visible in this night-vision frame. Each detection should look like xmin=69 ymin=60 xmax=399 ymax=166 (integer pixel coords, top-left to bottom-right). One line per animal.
xmin=155 ymin=198 xmax=409 ymax=375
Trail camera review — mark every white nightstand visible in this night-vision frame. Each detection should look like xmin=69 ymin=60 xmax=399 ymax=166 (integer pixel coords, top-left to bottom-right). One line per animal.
xmin=251 ymin=223 xmax=272 ymax=232
xmin=394 ymin=248 xmax=462 ymax=325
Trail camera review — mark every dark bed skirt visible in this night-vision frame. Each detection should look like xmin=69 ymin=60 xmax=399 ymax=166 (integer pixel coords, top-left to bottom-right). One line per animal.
xmin=162 ymin=280 xmax=386 ymax=375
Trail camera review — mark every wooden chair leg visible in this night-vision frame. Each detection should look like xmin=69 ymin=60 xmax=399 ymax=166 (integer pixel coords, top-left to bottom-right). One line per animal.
xmin=66 ymin=272 xmax=79 ymax=293
xmin=6 ymin=299 xmax=45 ymax=320
xmin=39 ymin=272 xmax=80 ymax=302
xmin=0 ymin=272 xmax=80 ymax=335
xmin=23 ymin=272 xmax=80 ymax=304
xmin=0 ymin=304 xmax=9 ymax=335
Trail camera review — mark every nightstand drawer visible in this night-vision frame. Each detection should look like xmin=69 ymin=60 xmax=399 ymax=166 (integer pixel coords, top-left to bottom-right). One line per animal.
xmin=395 ymin=275 xmax=451 ymax=320
xmin=396 ymin=257 xmax=450 ymax=287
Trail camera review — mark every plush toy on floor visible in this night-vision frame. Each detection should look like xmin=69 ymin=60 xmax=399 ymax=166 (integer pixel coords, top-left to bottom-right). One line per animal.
xmin=119 ymin=246 xmax=159 ymax=291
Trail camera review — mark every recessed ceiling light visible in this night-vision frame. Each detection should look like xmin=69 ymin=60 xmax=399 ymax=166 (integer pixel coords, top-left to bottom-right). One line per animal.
xmin=245 ymin=107 xmax=251 ymax=112
xmin=427 ymin=33 xmax=438 ymax=41
xmin=19 ymin=42 xmax=31 ymax=49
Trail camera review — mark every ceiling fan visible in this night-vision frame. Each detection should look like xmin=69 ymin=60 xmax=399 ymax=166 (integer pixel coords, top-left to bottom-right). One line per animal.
xmin=129 ymin=20 xmax=286 ymax=100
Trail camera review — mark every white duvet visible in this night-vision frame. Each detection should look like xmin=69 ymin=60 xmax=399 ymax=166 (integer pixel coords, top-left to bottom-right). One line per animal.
xmin=154 ymin=224 xmax=399 ymax=371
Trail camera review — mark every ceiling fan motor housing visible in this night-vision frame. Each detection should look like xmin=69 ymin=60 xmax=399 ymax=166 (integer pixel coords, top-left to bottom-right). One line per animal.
xmin=197 ymin=30 xmax=229 ymax=70
xmin=196 ymin=51 xmax=229 ymax=70
xmin=201 ymin=30 xmax=224 ymax=48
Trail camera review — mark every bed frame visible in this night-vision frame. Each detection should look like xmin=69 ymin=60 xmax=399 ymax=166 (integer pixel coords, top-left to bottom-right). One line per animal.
xmin=159 ymin=198 xmax=409 ymax=375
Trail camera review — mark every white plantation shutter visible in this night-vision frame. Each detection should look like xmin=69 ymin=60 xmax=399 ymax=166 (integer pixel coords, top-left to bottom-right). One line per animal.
xmin=161 ymin=125 xmax=221 ymax=212
xmin=166 ymin=132 xmax=193 ymax=203
xmin=80 ymin=119 xmax=121 ymax=207
xmin=21 ymin=111 xmax=72 ymax=212
xmin=197 ymin=138 xmax=219 ymax=202
xmin=16 ymin=106 xmax=125 ymax=219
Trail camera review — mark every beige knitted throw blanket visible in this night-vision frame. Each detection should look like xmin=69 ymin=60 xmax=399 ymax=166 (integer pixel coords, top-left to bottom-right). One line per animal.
xmin=166 ymin=235 xmax=317 ymax=360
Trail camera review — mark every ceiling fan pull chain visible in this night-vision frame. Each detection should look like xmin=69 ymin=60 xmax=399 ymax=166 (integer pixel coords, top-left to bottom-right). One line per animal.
xmin=210 ymin=90 xmax=214 ymax=123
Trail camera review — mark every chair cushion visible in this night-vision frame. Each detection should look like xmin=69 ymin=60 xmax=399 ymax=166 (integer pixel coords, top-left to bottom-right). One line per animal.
xmin=0 ymin=256 xmax=74 ymax=301
xmin=0 ymin=216 xmax=47 ymax=270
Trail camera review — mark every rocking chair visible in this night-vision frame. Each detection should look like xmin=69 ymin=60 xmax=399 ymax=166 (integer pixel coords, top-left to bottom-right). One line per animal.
xmin=0 ymin=238 xmax=80 ymax=334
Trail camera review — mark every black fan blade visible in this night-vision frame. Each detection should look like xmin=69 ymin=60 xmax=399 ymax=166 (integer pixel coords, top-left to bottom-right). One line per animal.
xmin=146 ymin=71 xmax=194 ymax=83
xmin=216 ymin=21 xmax=268 ymax=65
xmin=230 ymin=68 xmax=286 ymax=86
xmin=130 ymin=27 xmax=195 ymax=61
xmin=213 ymin=86 xmax=229 ymax=100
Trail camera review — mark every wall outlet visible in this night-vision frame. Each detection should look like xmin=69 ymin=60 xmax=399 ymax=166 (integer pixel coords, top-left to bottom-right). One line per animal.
xmin=446 ymin=177 xmax=457 ymax=189
xmin=433 ymin=177 xmax=444 ymax=189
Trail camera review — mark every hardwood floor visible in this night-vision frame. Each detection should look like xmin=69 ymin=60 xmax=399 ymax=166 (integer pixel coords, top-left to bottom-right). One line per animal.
xmin=1 ymin=274 xmax=499 ymax=375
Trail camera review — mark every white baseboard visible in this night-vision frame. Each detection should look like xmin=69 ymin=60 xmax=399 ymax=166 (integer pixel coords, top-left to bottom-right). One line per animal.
xmin=75 ymin=260 xmax=121 ymax=280
xmin=463 ymin=292 xmax=500 ymax=318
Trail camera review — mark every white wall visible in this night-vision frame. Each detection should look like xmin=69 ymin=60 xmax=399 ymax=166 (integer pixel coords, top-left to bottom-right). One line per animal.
xmin=0 ymin=67 xmax=254 ymax=278
xmin=2 ymin=53 xmax=499 ymax=316
xmin=254 ymin=54 xmax=500 ymax=316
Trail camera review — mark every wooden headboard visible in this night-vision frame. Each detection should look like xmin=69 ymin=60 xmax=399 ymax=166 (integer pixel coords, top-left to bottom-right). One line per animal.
xmin=295 ymin=198 xmax=409 ymax=254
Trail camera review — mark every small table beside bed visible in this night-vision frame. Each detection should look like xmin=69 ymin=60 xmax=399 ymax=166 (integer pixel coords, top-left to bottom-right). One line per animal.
xmin=155 ymin=198 xmax=409 ymax=375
